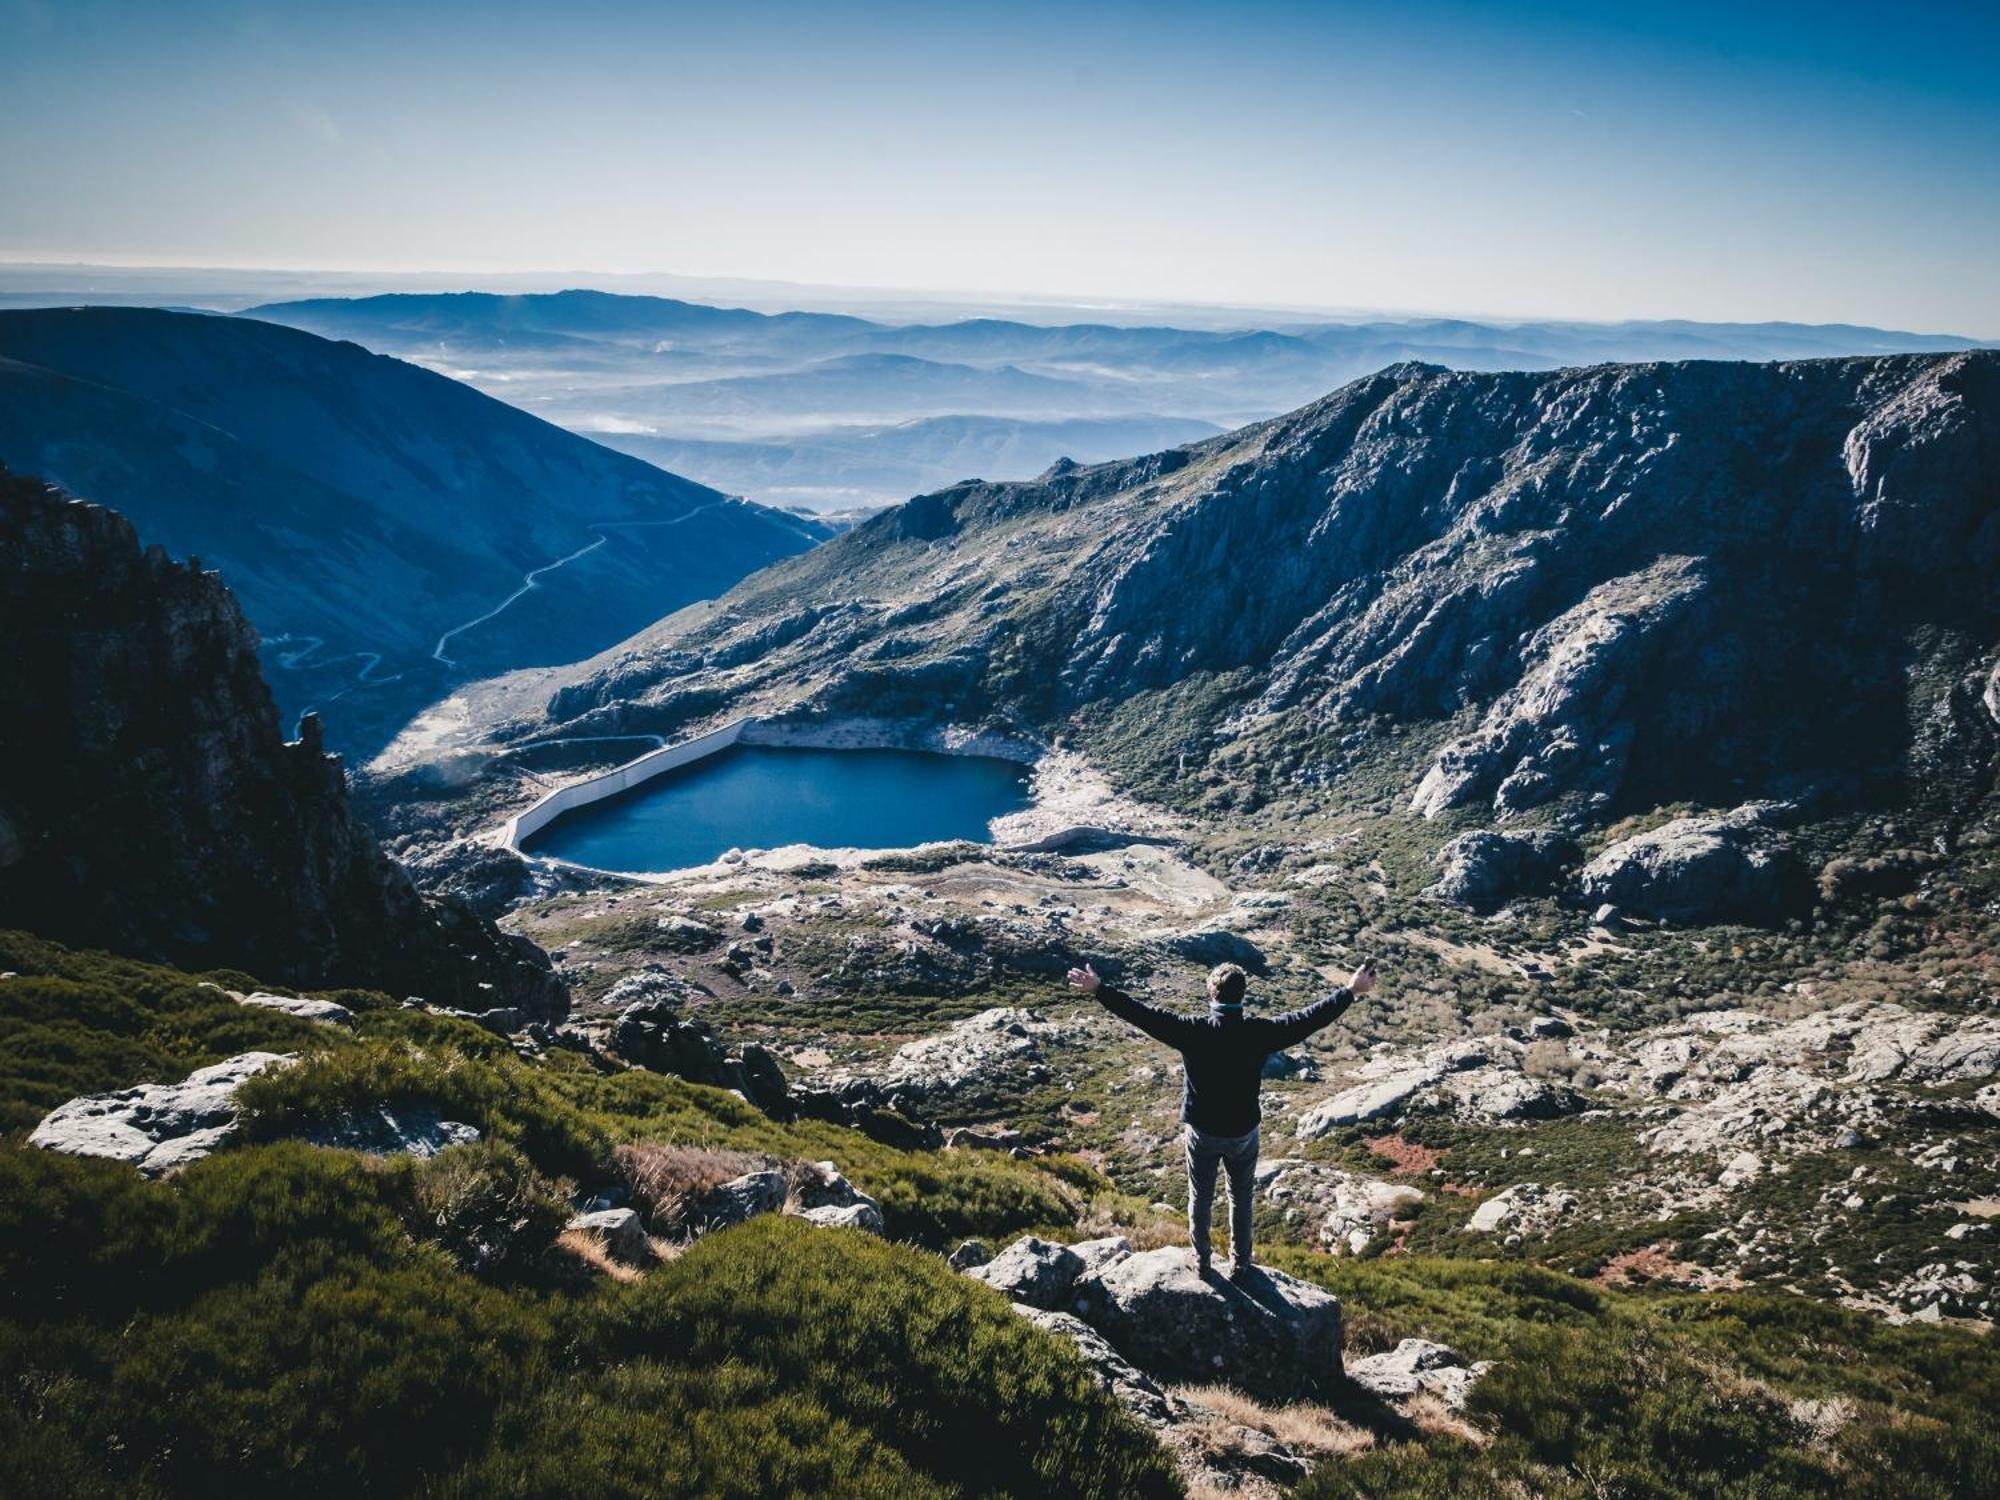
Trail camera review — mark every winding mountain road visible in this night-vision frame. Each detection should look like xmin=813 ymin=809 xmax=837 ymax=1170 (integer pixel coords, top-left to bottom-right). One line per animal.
xmin=430 ymin=499 xmax=742 ymax=667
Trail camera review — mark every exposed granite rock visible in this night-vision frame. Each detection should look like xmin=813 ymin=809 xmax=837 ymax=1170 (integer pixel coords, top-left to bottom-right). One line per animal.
xmin=1347 ymin=1339 xmax=1492 ymax=1410
xmin=1427 ymin=829 xmax=1579 ymax=909
xmin=948 ymin=1239 xmax=993 ymax=1270
xmin=1465 ymin=1182 xmax=1580 ymax=1237
xmin=968 ymin=1235 xmax=1089 ymax=1310
xmin=1577 ymin=804 xmax=1807 ymax=925
xmin=686 ymin=1169 xmax=789 ymax=1231
xmin=1015 ymin=1306 xmax=1178 ymax=1428
xmin=0 ymin=470 xmax=566 ymax=1019
xmin=795 ymin=1201 xmax=885 ymax=1234
xmin=565 ymin=1207 xmax=653 ymax=1266
xmin=238 ymin=992 xmax=356 ymax=1027
xmin=607 ymin=997 xmax=791 ymax=1113
xmin=1258 ymin=1159 xmax=1424 ymax=1256
xmin=29 ymin=1052 xmax=294 ymax=1175
xmin=303 ymin=1106 xmax=481 ymax=1158
xmin=837 ymin=1006 xmax=1076 ymax=1108
xmin=1066 ymin=1247 xmax=1344 ymax=1401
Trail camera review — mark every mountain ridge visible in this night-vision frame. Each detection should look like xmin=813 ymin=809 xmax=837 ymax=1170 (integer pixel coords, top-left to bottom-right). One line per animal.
xmin=391 ymin=350 xmax=2000 ymax=851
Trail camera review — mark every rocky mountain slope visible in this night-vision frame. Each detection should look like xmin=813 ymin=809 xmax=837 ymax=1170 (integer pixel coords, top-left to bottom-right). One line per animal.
xmin=413 ymin=351 xmax=1999 ymax=871
xmin=0 ymin=469 xmax=563 ymax=1017
xmin=0 ymin=307 xmax=827 ymax=751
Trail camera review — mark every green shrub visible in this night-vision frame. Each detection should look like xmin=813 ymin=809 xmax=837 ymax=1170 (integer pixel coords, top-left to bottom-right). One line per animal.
xmin=410 ymin=1140 xmax=571 ymax=1275
xmin=236 ymin=1039 xmax=611 ymax=1183
xmin=537 ymin=1215 xmax=1180 ymax=1499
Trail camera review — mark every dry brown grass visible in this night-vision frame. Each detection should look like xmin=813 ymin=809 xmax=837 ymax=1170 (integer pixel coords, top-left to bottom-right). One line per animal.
xmin=1074 ymin=1196 xmax=1186 ymax=1251
xmin=1171 ymin=1384 xmax=1374 ymax=1458
xmin=555 ymin=1228 xmax=648 ymax=1282
xmin=615 ymin=1141 xmax=778 ymax=1232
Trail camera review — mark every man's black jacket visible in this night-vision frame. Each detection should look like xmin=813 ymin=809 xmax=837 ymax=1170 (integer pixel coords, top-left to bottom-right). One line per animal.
xmin=1092 ymin=985 xmax=1355 ymax=1136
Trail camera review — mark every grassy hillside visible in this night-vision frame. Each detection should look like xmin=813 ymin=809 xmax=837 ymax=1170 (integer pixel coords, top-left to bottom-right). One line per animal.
xmin=3 ymin=929 xmax=1995 ymax=1497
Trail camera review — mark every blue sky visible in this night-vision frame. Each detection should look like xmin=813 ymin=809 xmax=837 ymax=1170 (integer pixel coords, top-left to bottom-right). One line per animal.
xmin=2 ymin=0 xmax=1995 ymax=332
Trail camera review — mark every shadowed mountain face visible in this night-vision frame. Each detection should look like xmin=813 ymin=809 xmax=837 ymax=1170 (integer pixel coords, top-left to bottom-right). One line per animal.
xmin=245 ymin=290 xmax=1988 ymax=511
xmin=0 ymin=307 xmax=829 ymax=752
xmin=0 ymin=470 xmax=565 ymax=1017
xmin=422 ymin=352 xmax=2000 ymax=832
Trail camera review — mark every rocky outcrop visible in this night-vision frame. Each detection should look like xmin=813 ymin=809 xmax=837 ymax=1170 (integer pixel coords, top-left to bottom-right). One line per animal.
xmin=668 ymin=1161 xmax=885 ymax=1239
xmin=1069 ymin=1247 xmax=1345 ymax=1402
xmin=608 ymin=996 xmax=789 ymax=1111
xmin=301 ymin=1107 xmax=482 ymax=1158
xmin=0 ymin=471 xmax=566 ymax=1019
xmin=1576 ymin=805 xmax=1807 ymax=925
xmin=237 ymin=992 xmax=357 ymax=1027
xmin=1464 ymin=1182 xmax=1579 ymax=1238
xmin=1258 ymin=1160 xmax=1424 ymax=1256
xmin=1347 ymin=1339 xmax=1492 ymax=1410
xmin=1294 ymin=1034 xmax=1583 ymax=1138
xmin=826 ymin=1006 xmax=1078 ymax=1112
xmin=29 ymin=1052 xmax=295 ymax=1175
xmin=1427 ymin=829 xmax=1578 ymax=910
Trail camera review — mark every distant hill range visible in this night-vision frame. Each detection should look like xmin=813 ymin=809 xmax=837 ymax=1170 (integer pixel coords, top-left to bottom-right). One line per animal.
xmin=0 ymin=307 xmax=828 ymax=751
xmin=410 ymin=350 xmax=2000 ymax=846
xmin=245 ymin=289 xmax=1989 ymax=509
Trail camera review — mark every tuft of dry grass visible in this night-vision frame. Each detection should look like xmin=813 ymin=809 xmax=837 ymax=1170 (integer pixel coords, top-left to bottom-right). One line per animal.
xmin=615 ymin=1141 xmax=777 ymax=1231
xmin=1171 ymin=1384 xmax=1374 ymax=1458
xmin=1074 ymin=1196 xmax=1186 ymax=1251
xmin=555 ymin=1228 xmax=647 ymax=1282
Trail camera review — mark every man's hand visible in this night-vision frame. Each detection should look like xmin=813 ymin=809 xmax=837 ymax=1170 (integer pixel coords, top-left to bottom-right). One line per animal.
xmin=1066 ymin=963 xmax=1103 ymax=995
xmin=1348 ymin=960 xmax=1378 ymax=997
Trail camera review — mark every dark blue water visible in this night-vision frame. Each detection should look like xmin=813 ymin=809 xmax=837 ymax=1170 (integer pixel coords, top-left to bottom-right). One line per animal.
xmin=523 ymin=744 xmax=1033 ymax=871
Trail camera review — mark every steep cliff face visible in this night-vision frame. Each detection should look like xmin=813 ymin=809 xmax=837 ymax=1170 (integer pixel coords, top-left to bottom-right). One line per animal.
xmin=419 ymin=351 xmax=1999 ymax=832
xmin=0 ymin=469 xmax=565 ymax=1017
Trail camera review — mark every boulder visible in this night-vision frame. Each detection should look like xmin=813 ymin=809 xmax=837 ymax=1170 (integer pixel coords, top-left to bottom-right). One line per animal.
xmin=795 ymin=1201 xmax=885 ymax=1234
xmin=1065 ymin=1247 xmax=1343 ymax=1400
xmin=1258 ymin=1161 xmax=1423 ymax=1256
xmin=1427 ymin=829 xmax=1577 ymax=910
xmin=304 ymin=1105 xmax=481 ymax=1158
xmin=853 ymin=1007 xmax=1072 ymax=1104
xmin=948 ymin=1239 xmax=993 ymax=1270
xmin=1015 ymin=1306 xmax=1177 ymax=1428
xmin=687 ymin=1168 xmax=789 ymax=1230
xmin=968 ymin=1235 xmax=1088 ymax=1310
xmin=566 ymin=1207 xmax=652 ymax=1266
xmin=1577 ymin=806 xmax=1806 ymax=925
xmin=238 ymin=992 xmax=357 ymax=1027
xmin=1346 ymin=1338 xmax=1491 ymax=1410
xmin=29 ymin=1051 xmax=294 ymax=1175
xmin=1464 ymin=1181 xmax=1577 ymax=1237
xmin=1295 ymin=1067 xmax=1442 ymax=1136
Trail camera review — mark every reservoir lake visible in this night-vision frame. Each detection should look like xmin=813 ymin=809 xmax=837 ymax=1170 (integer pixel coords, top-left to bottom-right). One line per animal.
xmin=522 ymin=744 xmax=1034 ymax=872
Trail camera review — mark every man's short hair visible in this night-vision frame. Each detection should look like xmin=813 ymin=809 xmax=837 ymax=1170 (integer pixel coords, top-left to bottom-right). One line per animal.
xmin=1207 ymin=963 xmax=1248 ymax=1008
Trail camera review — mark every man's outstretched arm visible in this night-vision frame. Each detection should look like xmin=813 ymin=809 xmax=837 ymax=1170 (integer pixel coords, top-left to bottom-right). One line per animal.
xmin=1267 ymin=961 xmax=1378 ymax=1047
xmin=1067 ymin=964 xmax=1192 ymax=1047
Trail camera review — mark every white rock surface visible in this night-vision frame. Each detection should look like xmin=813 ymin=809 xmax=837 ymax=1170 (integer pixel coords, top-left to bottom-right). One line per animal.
xmin=237 ymin=992 xmax=356 ymax=1026
xmin=29 ymin=1052 xmax=295 ymax=1175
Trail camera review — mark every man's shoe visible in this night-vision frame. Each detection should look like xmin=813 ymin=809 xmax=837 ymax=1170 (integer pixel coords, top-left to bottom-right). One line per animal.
xmin=1193 ymin=1250 xmax=1213 ymax=1278
xmin=1225 ymin=1257 xmax=1256 ymax=1282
